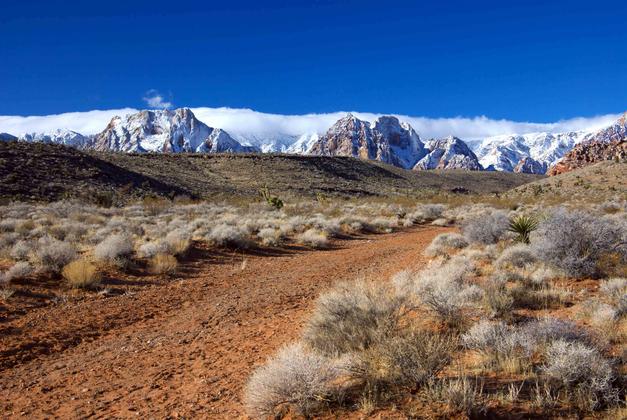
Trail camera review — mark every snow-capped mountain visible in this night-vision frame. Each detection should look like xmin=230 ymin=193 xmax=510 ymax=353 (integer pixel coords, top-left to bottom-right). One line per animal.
xmin=413 ymin=136 xmax=482 ymax=170
xmin=18 ymin=129 xmax=93 ymax=149
xmin=474 ymin=131 xmax=593 ymax=173
xmin=94 ymin=108 xmax=256 ymax=153
xmin=307 ymin=114 xmax=426 ymax=169
xmin=513 ymin=157 xmax=547 ymax=174
xmin=548 ymin=113 xmax=627 ymax=175
xmin=285 ymin=133 xmax=320 ymax=154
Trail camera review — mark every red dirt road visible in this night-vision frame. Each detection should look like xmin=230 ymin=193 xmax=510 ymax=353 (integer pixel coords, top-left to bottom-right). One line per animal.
xmin=0 ymin=226 xmax=447 ymax=418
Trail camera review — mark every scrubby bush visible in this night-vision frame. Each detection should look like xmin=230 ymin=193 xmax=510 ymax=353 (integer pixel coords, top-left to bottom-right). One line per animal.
xmin=149 ymin=254 xmax=178 ymax=275
xmin=0 ymin=261 xmax=33 ymax=283
xmin=482 ymin=277 xmax=514 ymax=319
xmin=206 ymin=224 xmax=251 ymax=248
xmin=356 ymin=329 xmax=454 ymax=389
xmin=531 ymin=209 xmax=626 ymax=278
xmin=296 ymin=229 xmax=329 ymax=249
xmin=10 ymin=240 xmax=32 ymax=261
xmin=244 ymin=343 xmax=350 ymax=418
xmin=462 ymin=210 xmax=510 ymax=244
xmin=495 ymin=244 xmax=537 ymax=269
xmin=424 ymin=233 xmax=468 ymax=257
xmin=541 ymin=340 xmax=617 ymax=410
xmin=62 ymin=259 xmax=101 ymax=289
xmin=407 ymin=257 xmax=480 ymax=327
xmin=138 ymin=241 xmax=168 ymax=259
xmin=257 ymin=228 xmax=282 ymax=247
xmin=33 ymin=236 xmax=77 ymax=273
xmin=164 ymin=229 xmax=191 ymax=256
xmin=303 ymin=280 xmax=403 ymax=355
xmin=94 ymin=233 xmax=134 ymax=263
xmin=600 ymin=278 xmax=627 ymax=302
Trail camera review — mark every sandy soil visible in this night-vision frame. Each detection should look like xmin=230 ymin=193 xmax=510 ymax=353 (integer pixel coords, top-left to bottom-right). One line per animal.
xmin=0 ymin=226 xmax=448 ymax=419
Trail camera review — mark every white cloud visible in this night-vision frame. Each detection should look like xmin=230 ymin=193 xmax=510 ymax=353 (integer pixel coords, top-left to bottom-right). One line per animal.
xmin=0 ymin=106 xmax=621 ymax=141
xmin=143 ymin=90 xmax=172 ymax=109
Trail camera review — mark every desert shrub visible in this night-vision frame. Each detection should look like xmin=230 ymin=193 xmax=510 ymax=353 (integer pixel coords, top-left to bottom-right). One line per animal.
xmin=521 ymin=318 xmax=591 ymax=348
xmin=62 ymin=259 xmax=101 ymax=289
xmin=541 ymin=340 xmax=617 ymax=410
xmin=257 ymin=228 xmax=282 ymax=247
xmin=462 ymin=210 xmax=509 ymax=244
xmin=164 ymin=229 xmax=191 ymax=256
xmin=355 ymin=329 xmax=454 ymax=389
xmin=94 ymin=233 xmax=134 ymax=264
xmin=303 ymin=280 xmax=404 ymax=355
xmin=409 ymin=258 xmax=480 ymax=327
xmin=508 ymin=214 xmax=539 ymax=244
xmin=495 ymin=244 xmax=537 ymax=269
xmin=531 ymin=209 xmax=626 ymax=278
xmin=0 ymin=261 xmax=33 ymax=283
xmin=529 ymin=266 xmax=562 ymax=287
xmin=149 ymin=253 xmax=178 ymax=275
xmin=482 ymin=278 xmax=514 ymax=319
xmin=206 ymin=224 xmax=251 ymax=248
xmin=599 ymin=278 xmax=627 ymax=302
xmin=415 ymin=204 xmax=446 ymax=222
xmin=138 ymin=241 xmax=168 ymax=259
xmin=442 ymin=377 xmax=485 ymax=415
xmin=296 ymin=229 xmax=328 ymax=249
xmin=424 ymin=233 xmax=468 ymax=257
xmin=244 ymin=343 xmax=350 ymax=418
xmin=33 ymin=236 xmax=77 ymax=273
xmin=10 ymin=240 xmax=32 ymax=261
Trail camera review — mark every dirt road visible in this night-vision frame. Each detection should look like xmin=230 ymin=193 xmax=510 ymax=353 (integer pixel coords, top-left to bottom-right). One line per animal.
xmin=0 ymin=226 xmax=446 ymax=418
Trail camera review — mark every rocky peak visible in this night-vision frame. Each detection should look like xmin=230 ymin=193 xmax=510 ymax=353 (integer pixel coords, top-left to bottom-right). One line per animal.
xmin=547 ymin=113 xmax=627 ymax=175
xmin=308 ymin=114 xmax=426 ymax=169
xmin=413 ymin=136 xmax=483 ymax=170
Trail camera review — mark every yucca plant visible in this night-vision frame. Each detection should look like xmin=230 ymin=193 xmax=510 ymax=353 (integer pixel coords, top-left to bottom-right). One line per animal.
xmin=508 ymin=214 xmax=539 ymax=244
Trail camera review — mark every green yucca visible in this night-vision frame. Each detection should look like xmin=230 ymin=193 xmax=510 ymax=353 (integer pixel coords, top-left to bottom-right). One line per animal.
xmin=508 ymin=214 xmax=539 ymax=244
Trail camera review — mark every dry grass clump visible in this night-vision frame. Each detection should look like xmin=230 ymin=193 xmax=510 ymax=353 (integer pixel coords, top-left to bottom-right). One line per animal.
xmin=149 ymin=253 xmax=178 ymax=275
xmin=424 ymin=233 xmax=468 ymax=257
xmin=424 ymin=376 xmax=486 ymax=416
xmin=62 ymin=259 xmax=101 ymax=289
xmin=138 ymin=240 xmax=168 ymax=259
xmin=164 ymin=229 xmax=191 ymax=256
xmin=296 ymin=229 xmax=329 ymax=249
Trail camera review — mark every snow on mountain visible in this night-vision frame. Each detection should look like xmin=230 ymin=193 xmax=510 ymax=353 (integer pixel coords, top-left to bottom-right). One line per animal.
xmin=514 ymin=157 xmax=547 ymax=174
xmin=94 ymin=108 xmax=255 ymax=153
xmin=17 ymin=128 xmax=93 ymax=149
xmin=413 ymin=136 xmax=482 ymax=170
xmin=285 ymin=133 xmax=320 ymax=154
xmin=474 ymin=131 xmax=593 ymax=173
xmin=307 ymin=114 xmax=426 ymax=169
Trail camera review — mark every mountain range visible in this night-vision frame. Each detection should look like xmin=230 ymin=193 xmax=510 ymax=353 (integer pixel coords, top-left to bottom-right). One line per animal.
xmin=3 ymin=108 xmax=625 ymax=174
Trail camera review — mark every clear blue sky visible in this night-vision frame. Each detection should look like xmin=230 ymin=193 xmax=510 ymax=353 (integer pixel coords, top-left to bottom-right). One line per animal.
xmin=1 ymin=0 xmax=626 ymax=121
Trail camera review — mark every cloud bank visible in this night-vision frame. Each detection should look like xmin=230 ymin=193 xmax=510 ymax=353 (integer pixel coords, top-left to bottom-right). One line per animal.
xmin=0 ymin=107 xmax=621 ymax=141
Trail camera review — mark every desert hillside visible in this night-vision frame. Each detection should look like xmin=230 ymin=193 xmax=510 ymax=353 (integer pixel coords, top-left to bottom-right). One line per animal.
xmin=0 ymin=141 xmax=542 ymax=203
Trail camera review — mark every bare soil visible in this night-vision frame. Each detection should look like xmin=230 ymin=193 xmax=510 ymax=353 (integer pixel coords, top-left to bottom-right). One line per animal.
xmin=0 ymin=226 xmax=448 ymax=418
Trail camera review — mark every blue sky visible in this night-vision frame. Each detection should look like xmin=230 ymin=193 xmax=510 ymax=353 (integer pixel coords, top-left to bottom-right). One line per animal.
xmin=1 ymin=0 xmax=626 ymax=121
